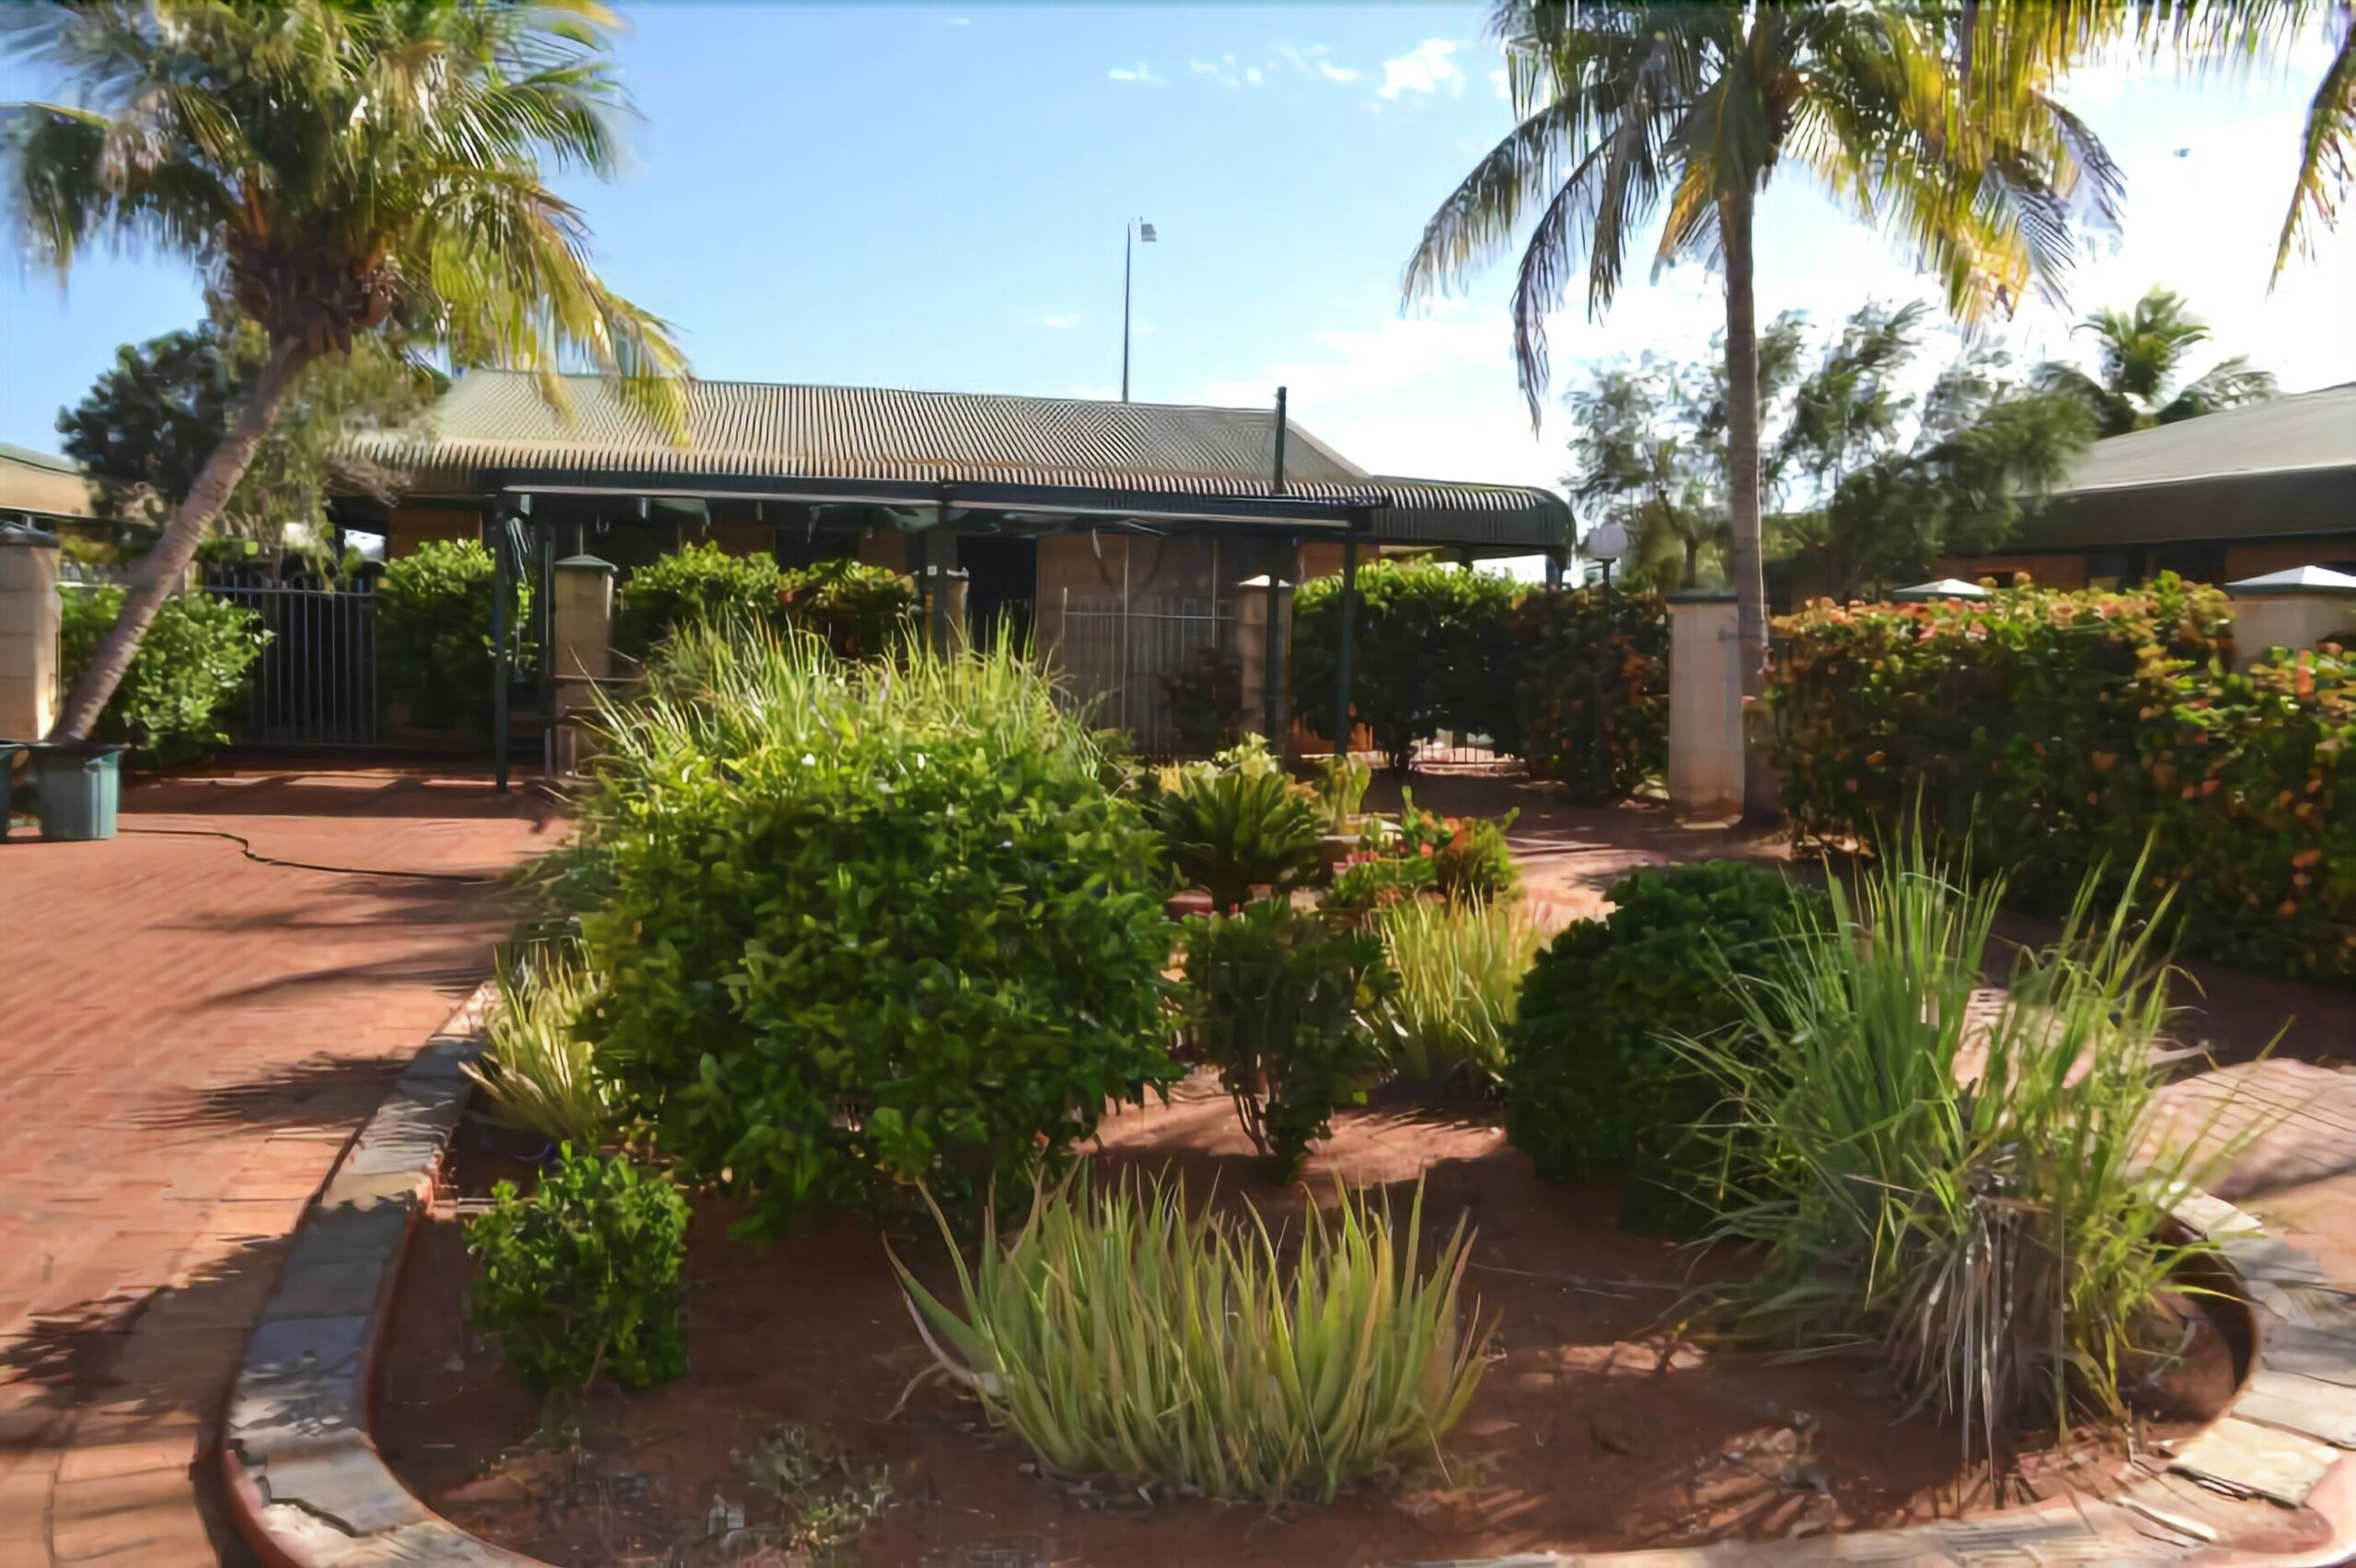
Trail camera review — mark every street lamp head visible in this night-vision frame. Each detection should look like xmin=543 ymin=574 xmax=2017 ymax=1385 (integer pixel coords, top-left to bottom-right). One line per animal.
xmin=1138 ymin=220 xmax=1158 ymax=242
xmin=1582 ymin=520 xmax=1629 ymax=564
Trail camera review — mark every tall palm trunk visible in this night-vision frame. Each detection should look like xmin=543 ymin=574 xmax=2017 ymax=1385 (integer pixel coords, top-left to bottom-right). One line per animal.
xmin=50 ymin=337 xmax=313 ymax=743
xmin=1717 ymin=184 xmax=1774 ymax=823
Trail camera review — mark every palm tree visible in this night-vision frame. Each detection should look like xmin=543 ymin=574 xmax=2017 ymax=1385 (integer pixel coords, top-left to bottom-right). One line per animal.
xmin=2 ymin=0 xmax=686 ymax=742
xmin=2037 ymin=289 xmax=2278 ymax=436
xmin=1404 ymin=2 xmax=2117 ymax=815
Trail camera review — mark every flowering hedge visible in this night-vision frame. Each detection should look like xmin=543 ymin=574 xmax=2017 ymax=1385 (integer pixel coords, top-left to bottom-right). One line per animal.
xmin=1765 ymin=575 xmax=2355 ymax=984
xmin=1508 ymin=586 xmax=1669 ymax=800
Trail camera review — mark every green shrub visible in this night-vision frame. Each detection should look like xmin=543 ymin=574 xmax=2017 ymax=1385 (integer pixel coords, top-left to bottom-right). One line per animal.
xmin=1396 ymin=786 xmax=1520 ymax=903
xmin=1291 ymin=559 xmax=1516 ymax=772
xmin=376 ymin=539 xmax=530 ymax=728
xmin=578 ymin=624 xmax=1178 ymax=1230
xmin=1506 ymin=862 xmax=1828 ymax=1214
xmin=1176 ymin=900 xmax=1393 ymax=1177
xmin=1324 ymin=852 xmax=1436 ymax=914
xmin=1377 ymin=896 xmax=1542 ymax=1087
xmin=466 ymin=1147 xmax=689 ymax=1394
xmin=1509 ymin=585 xmax=1670 ymax=800
xmin=465 ymin=948 xmax=615 ymax=1151
xmin=895 ymin=1171 xmax=1488 ymax=1504
xmin=1679 ymin=843 xmax=2240 ymax=1463
xmin=778 ymin=559 xmax=915 ymax=659
xmin=58 ymin=586 xmax=268 ymax=767
xmin=1766 ymin=576 xmax=2355 ymax=985
xmin=1154 ymin=736 xmax=1323 ymax=911
xmin=620 ymin=541 xmax=782 ymax=654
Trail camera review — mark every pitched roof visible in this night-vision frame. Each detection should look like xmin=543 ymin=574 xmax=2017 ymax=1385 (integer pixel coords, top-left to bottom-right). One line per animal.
xmin=0 ymin=444 xmax=101 ymax=522
xmin=2053 ymin=382 xmax=2356 ymax=495
xmin=343 ymin=373 xmax=1568 ymax=549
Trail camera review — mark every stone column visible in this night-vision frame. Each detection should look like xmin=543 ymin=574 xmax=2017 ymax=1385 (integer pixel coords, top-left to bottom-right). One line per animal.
xmin=0 ymin=525 xmax=64 ymax=742
xmin=549 ymin=554 xmax=615 ymax=776
xmin=1667 ymin=592 xmax=1745 ymax=823
xmin=2224 ymin=566 xmax=2356 ymax=670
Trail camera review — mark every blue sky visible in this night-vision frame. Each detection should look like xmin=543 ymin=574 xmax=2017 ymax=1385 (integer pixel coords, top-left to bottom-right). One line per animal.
xmin=4 ymin=4 xmax=2351 ymax=494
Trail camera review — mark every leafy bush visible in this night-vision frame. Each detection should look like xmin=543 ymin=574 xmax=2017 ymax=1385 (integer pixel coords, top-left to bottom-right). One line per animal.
xmin=1506 ymin=862 xmax=1828 ymax=1213
xmin=778 ymin=559 xmax=915 ymax=659
xmin=1324 ymin=851 xmax=1436 ymax=914
xmin=1377 ymin=896 xmax=1542 ymax=1088
xmin=465 ymin=948 xmax=615 ymax=1151
xmin=1154 ymin=737 xmax=1323 ymax=911
xmin=1396 ymin=786 xmax=1521 ymax=903
xmin=1291 ymin=559 xmax=1517 ymax=772
xmin=1766 ymin=577 xmax=2355 ymax=985
xmin=620 ymin=541 xmax=782 ymax=654
xmin=895 ymin=1171 xmax=1488 ymax=1504
xmin=376 ymin=539 xmax=531 ymax=729
xmin=1680 ymin=844 xmax=2238 ymax=1462
xmin=1509 ymin=585 xmax=1670 ymax=800
xmin=58 ymin=585 xmax=268 ymax=767
xmin=578 ymin=624 xmax=1178 ymax=1230
xmin=466 ymin=1147 xmax=689 ymax=1394
xmin=1176 ymin=900 xmax=1393 ymax=1176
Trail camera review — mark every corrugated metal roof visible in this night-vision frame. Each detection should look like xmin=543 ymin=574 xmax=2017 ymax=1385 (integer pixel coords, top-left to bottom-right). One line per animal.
xmin=0 ymin=444 xmax=101 ymax=521
xmin=2052 ymin=382 xmax=2356 ymax=496
xmin=342 ymin=373 xmax=1568 ymax=547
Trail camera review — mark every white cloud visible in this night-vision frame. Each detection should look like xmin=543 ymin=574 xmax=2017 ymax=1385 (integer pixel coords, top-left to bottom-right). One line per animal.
xmin=1037 ymin=312 xmax=1083 ymax=330
xmin=1378 ymin=39 xmax=1464 ymax=101
xmin=1189 ymin=54 xmax=1248 ymax=88
xmin=1488 ymin=65 xmax=1509 ymax=101
xmin=1319 ymin=61 xmax=1359 ymax=83
xmin=942 ymin=15 xmax=971 ymax=26
xmin=1107 ymin=63 xmax=1163 ymax=85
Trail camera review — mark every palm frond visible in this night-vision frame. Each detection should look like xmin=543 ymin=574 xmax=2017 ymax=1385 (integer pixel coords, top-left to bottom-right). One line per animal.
xmin=2275 ymin=10 xmax=2356 ymax=274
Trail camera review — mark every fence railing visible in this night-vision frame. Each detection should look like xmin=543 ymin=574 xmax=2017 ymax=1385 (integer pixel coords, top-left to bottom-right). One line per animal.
xmin=1043 ymin=591 xmax=1239 ymax=760
xmin=202 ymin=581 xmax=381 ymax=746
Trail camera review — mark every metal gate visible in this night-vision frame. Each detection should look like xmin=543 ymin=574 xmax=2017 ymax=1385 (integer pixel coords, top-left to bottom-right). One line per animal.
xmin=1044 ymin=590 xmax=1238 ymax=759
xmin=204 ymin=581 xmax=382 ymax=746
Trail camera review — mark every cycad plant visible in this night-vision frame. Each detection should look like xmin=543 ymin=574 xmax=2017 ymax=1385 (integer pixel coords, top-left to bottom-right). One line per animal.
xmin=2 ymin=0 xmax=684 ymax=740
xmin=1679 ymin=838 xmax=2256 ymax=1471
xmin=895 ymin=1172 xmax=1490 ymax=1504
xmin=1156 ymin=739 xmax=1323 ymax=911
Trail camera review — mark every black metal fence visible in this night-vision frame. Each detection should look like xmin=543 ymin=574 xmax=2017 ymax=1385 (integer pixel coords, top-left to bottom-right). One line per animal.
xmin=203 ymin=580 xmax=382 ymax=746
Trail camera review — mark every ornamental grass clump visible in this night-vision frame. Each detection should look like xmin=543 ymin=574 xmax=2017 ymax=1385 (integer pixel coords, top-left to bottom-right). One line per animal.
xmin=465 ymin=945 xmax=615 ymax=1152
xmin=895 ymin=1173 xmax=1490 ymax=1504
xmin=1377 ymin=896 xmax=1542 ymax=1087
xmin=1680 ymin=836 xmax=2253 ymax=1468
xmin=576 ymin=622 xmax=1177 ymax=1232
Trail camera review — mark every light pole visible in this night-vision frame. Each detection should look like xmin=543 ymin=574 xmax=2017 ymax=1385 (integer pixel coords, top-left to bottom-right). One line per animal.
xmin=1580 ymin=521 xmax=1629 ymax=799
xmin=1121 ymin=217 xmax=1157 ymax=402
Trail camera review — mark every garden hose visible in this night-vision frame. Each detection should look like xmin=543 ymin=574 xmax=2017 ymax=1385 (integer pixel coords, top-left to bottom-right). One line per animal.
xmin=116 ymin=825 xmax=499 ymax=884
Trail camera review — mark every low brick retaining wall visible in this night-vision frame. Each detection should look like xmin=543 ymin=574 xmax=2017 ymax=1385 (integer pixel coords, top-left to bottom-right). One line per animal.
xmin=223 ymin=986 xmax=2356 ymax=1568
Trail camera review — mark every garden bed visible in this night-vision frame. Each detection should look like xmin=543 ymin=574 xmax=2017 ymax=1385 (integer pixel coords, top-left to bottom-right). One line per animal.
xmin=376 ymin=1081 xmax=2235 ymax=1568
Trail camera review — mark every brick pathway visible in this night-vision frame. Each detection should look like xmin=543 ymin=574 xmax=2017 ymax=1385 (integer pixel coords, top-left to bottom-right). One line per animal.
xmin=0 ymin=768 xmax=558 ymax=1565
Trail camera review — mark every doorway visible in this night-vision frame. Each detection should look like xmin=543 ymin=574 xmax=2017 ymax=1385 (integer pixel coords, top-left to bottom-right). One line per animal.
xmin=958 ymin=535 xmax=1037 ymax=651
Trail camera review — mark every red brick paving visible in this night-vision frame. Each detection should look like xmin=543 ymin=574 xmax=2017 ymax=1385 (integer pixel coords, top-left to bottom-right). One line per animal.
xmin=0 ymin=768 xmax=558 ymax=1564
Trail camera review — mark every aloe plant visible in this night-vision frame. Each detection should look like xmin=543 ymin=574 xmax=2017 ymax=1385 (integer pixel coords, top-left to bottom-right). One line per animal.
xmin=1378 ymin=896 xmax=1542 ymax=1086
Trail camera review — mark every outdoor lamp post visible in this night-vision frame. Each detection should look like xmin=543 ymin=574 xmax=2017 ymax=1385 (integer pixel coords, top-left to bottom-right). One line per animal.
xmin=1121 ymin=217 xmax=1157 ymax=402
xmin=1581 ymin=521 xmax=1630 ymax=798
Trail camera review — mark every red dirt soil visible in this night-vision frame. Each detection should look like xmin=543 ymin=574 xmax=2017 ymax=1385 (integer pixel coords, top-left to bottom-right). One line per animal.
xmin=377 ymin=1082 xmax=2233 ymax=1567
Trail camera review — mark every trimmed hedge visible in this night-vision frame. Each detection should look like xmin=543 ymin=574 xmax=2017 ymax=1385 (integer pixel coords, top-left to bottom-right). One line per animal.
xmin=619 ymin=543 xmax=915 ymax=661
xmin=1765 ymin=575 xmax=2355 ymax=984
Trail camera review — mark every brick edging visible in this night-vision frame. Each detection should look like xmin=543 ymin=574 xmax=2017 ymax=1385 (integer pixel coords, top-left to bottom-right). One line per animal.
xmin=218 ymin=979 xmax=545 ymax=1568
xmin=220 ymin=994 xmax=2356 ymax=1568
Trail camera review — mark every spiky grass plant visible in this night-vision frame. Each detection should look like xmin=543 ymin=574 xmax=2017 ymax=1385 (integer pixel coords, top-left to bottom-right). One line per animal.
xmin=894 ymin=1173 xmax=1491 ymax=1504
xmin=1377 ymin=896 xmax=1542 ymax=1086
xmin=465 ymin=946 xmax=615 ymax=1151
xmin=1680 ymin=836 xmax=2258 ymax=1469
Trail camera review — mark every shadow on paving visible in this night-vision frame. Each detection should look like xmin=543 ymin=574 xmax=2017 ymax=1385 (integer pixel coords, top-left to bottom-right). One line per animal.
xmin=123 ymin=770 xmax=567 ymax=826
xmin=0 ymin=1242 xmax=280 ymax=1566
xmin=133 ymin=1052 xmax=411 ymax=1136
